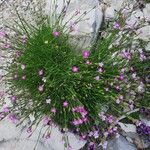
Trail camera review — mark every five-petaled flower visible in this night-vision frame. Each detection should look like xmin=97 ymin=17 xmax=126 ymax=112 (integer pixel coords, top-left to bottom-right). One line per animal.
xmin=63 ymin=101 xmax=69 ymax=107
xmin=52 ymin=31 xmax=60 ymax=37
xmin=72 ymin=66 xmax=79 ymax=73
xmin=82 ymin=50 xmax=90 ymax=59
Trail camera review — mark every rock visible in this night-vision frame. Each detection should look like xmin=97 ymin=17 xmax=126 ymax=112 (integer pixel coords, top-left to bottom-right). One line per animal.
xmin=126 ymin=9 xmax=144 ymax=27
xmin=143 ymin=3 xmax=150 ymax=22
xmin=0 ymin=119 xmax=21 ymax=141
xmin=137 ymin=26 xmax=150 ymax=41
xmin=45 ymin=0 xmax=103 ymax=50
xmin=107 ymin=135 xmax=137 ymax=150
xmin=0 ymin=119 xmax=86 ymax=150
xmin=145 ymin=42 xmax=150 ymax=51
xmin=0 ymin=138 xmax=53 ymax=150
xmin=104 ymin=0 xmax=136 ymax=19
xmin=118 ymin=122 xmax=137 ymax=133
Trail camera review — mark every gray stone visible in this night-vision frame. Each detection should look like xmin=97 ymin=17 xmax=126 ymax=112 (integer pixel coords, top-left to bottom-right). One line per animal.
xmin=107 ymin=135 xmax=137 ymax=150
xmin=45 ymin=0 xmax=103 ymax=50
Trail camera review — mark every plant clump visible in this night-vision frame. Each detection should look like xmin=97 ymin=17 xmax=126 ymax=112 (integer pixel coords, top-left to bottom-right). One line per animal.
xmin=0 ymin=3 xmax=150 ymax=150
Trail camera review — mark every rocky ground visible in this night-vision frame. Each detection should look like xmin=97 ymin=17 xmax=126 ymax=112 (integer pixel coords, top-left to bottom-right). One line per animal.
xmin=0 ymin=0 xmax=150 ymax=150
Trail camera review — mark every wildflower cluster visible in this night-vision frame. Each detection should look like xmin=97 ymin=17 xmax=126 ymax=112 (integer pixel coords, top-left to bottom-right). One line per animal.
xmin=0 ymin=3 xmax=149 ymax=150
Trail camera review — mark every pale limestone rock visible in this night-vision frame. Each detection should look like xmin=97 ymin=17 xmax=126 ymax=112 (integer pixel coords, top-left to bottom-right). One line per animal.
xmin=0 ymin=138 xmax=52 ymax=150
xmin=143 ymin=3 xmax=150 ymax=22
xmin=0 ymin=119 xmax=86 ymax=150
xmin=45 ymin=0 xmax=103 ymax=50
xmin=107 ymin=135 xmax=136 ymax=150
xmin=137 ymin=26 xmax=150 ymax=41
xmin=104 ymin=0 xmax=136 ymax=19
xmin=0 ymin=119 xmax=21 ymax=141
xmin=126 ymin=9 xmax=144 ymax=27
xmin=118 ymin=122 xmax=137 ymax=133
xmin=145 ymin=42 xmax=150 ymax=51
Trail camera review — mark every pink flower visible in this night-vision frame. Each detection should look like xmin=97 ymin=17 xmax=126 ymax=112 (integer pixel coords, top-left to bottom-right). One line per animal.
xmin=63 ymin=101 xmax=69 ymax=107
xmin=72 ymin=66 xmax=79 ymax=73
xmin=113 ymin=22 xmax=120 ymax=29
xmin=95 ymin=76 xmax=100 ymax=81
xmin=72 ymin=107 xmax=76 ymax=112
xmin=13 ymin=74 xmax=18 ymax=80
xmin=107 ymin=115 xmax=114 ymax=123
xmin=140 ymin=53 xmax=146 ymax=61
xmin=98 ymin=68 xmax=103 ymax=73
xmin=43 ymin=116 xmax=51 ymax=125
xmin=72 ymin=119 xmax=79 ymax=126
xmin=21 ymin=64 xmax=26 ymax=70
xmin=80 ymin=134 xmax=87 ymax=140
xmin=93 ymin=131 xmax=99 ymax=139
xmin=38 ymin=69 xmax=44 ymax=76
xmin=0 ymin=31 xmax=7 ymax=38
xmin=8 ymin=114 xmax=18 ymax=123
xmin=115 ymin=85 xmax=120 ymax=91
xmin=113 ymin=127 xmax=118 ymax=132
xmin=2 ymin=106 xmax=9 ymax=113
xmin=51 ymin=108 xmax=56 ymax=113
xmin=15 ymin=51 xmax=22 ymax=58
xmin=81 ymin=111 xmax=88 ymax=118
xmin=82 ymin=117 xmax=88 ymax=122
xmin=72 ymin=118 xmax=83 ymax=125
xmin=129 ymin=104 xmax=134 ymax=110
xmin=52 ymin=31 xmax=60 ymax=37
xmin=10 ymin=95 xmax=17 ymax=102
xmin=86 ymin=60 xmax=92 ymax=65
xmin=82 ymin=50 xmax=90 ymax=59
xmin=119 ymin=74 xmax=124 ymax=81
xmin=121 ymin=51 xmax=131 ymax=60
xmin=38 ymin=84 xmax=44 ymax=92
xmin=88 ymin=131 xmax=94 ymax=137
xmin=99 ymin=112 xmax=106 ymax=121
xmin=78 ymin=119 xmax=83 ymax=124
xmin=22 ymin=75 xmax=26 ymax=80
xmin=119 ymin=95 xmax=124 ymax=100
